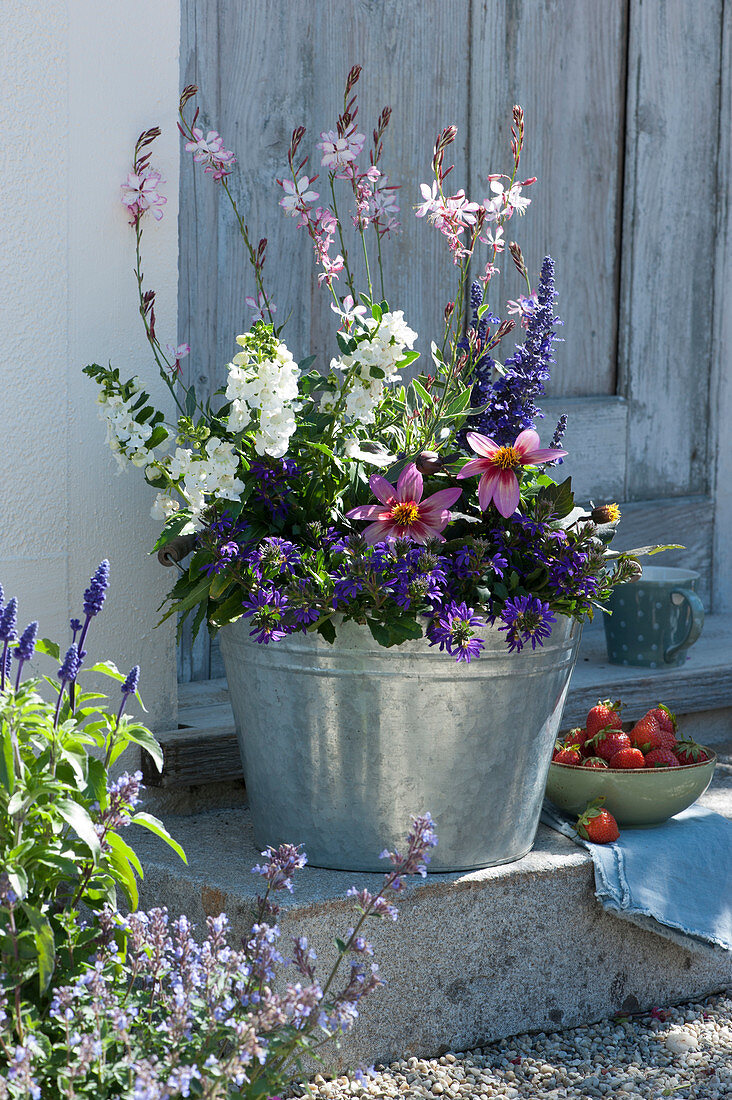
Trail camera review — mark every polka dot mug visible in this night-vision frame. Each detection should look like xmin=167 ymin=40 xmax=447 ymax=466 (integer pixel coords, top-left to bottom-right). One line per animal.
xmin=603 ymin=566 xmax=705 ymax=668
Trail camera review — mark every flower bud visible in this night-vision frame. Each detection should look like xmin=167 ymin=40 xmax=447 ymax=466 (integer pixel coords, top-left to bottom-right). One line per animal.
xmin=415 ymin=451 xmax=443 ymax=475
xmin=591 ymin=503 xmax=621 ymax=524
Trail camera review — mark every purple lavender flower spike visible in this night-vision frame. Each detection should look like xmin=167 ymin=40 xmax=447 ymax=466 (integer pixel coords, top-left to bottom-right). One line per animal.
xmin=0 ymin=582 xmax=4 ymax=608
xmin=0 ymin=597 xmax=18 ymax=641
xmin=0 ymin=596 xmax=18 ymax=691
xmin=121 ymin=665 xmax=140 ymax=696
xmin=465 ymin=256 xmax=561 ymax=446
xmin=58 ymin=643 xmax=81 ymax=685
xmin=83 ymin=559 xmax=110 ymax=618
xmin=116 ymin=664 xmax=141 ymax=721
xmin=14 ymin=621 xmax=38 ymax=690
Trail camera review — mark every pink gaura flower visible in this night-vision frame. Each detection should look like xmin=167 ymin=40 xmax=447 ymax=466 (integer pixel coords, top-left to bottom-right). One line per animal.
xmin=185 ymin=128 xmax=236 ymax=179
xmin=506 ymin=290 xmax=539 ymax=328
xmin=317 ymin=129 xmax=366 ymax=170
xmin=279 ymin=175 xmax=319 ymax=217
xmin=245 ymin=291 xmax=277 ymax=322
xmin=121 ymin=170 xmax=166 ymax=223
xmin=346 ymin=463 xmax=462 ymax=545
xmin=457 ymin=429 xmax=568 ymax=518
xmin=165 ymin=343 xmax=190 ymax=375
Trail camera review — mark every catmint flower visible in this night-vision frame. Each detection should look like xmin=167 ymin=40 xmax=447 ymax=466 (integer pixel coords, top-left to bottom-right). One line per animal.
xmin=83 ymin=559 xmax=110 ymax=618
xmin=252 ymin=843 xmax=307 ymax=892
xmin=0 ymin=871 xmax=18 ymax=907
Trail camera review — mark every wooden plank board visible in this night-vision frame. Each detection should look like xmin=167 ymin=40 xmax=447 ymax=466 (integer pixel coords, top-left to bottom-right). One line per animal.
xmin=542 ymin=396 xmax=627 ymax=503
xmin=468 ymin=0 xmax=628 ymax=397
xmin=712 ymin=0 xmax=732 ymax=613
xmin=177 ymin=0 xmax=222 ymax=682
xmin=610 ymin=495 xmax=713 ymax=608
xmin=619 ymin=0 xmax=722 ymax=498
xmin=213 ymin=0 xmax=470 ymax=389
xmin=146 ymin=612 xmax=732 ymax=787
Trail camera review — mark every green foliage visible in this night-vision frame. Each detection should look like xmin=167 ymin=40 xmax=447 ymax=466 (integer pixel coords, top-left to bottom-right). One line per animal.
xmin=0 ymin=670 xmax=185 ymax=1005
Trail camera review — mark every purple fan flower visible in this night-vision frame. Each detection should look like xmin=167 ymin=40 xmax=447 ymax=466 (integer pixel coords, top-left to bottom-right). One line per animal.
xmin=242 ymin=587 xmax=290 ymax=644
xmin=498 ymin=594 xmax=555 ymax=652
xmin=428 ymin=601 xmax=486 ymax=662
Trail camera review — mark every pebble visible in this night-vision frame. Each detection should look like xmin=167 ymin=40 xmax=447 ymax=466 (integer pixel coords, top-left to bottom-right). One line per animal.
xmin=299 ymin=994 xmax=732 ymax=1099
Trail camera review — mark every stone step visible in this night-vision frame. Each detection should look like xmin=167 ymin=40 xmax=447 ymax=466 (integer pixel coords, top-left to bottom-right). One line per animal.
xmin=144 ymin=615 xmax=732 ymax=790
xmin=135 ymin=765 xmax=732 ymax=1073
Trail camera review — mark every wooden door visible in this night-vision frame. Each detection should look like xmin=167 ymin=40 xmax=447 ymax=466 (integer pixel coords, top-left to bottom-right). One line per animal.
xmin=178 ymin=0 xmax=729 ymax=680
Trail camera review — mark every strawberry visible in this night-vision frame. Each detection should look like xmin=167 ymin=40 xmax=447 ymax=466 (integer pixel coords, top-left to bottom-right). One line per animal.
xmin=644 ymin=748 xmax=681 ymax=768
xmin=586 ymin=699 xmax=623 ymax=740
xmin=646 ymin=705 xmax=677 ymax=734
xmin=553 ymin=746 xmax=583 ymax=766
xmin=576 ymin=798 xmax=620 ymax=844
xmin=674 ymin=740 xmax=710 ymax=765
xmin=628 ymin=715 xmax=663 ymax=754
xmin=590 ymin=727 xmax=631 ymax=763
xmin=656 ymin=727 xmax=678 ymax=751
xmin=583 ymin=756 xmax=609 ymax=769
xmin=564 ymin=727 xmax=592 ymax=756
xmin=608 ymin=746 xmax=646 ymax=769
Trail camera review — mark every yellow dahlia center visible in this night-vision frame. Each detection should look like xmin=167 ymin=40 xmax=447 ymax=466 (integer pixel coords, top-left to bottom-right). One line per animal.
xmin=493 ymin=445 xmax=523 ymax=471
xmin=391 ymin=501 xmax=421 ymax=526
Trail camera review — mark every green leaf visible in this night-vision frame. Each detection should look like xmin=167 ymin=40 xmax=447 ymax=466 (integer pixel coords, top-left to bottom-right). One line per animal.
xmin=536 ymin=476 xmax=575 ymax=519
xmin=107 ymin=844 xmax=138 ymax=909
xmin=86 ymin=660 xmax=124 ymax=683
xmin=107 ymin=831 xmax=143 ymax=879
xmin=316 ymin=618 xmax=337 ymax=644
xmin=36 ymin=638 xmax=60 ymax=660
xmin=442 ymin=389 xmax=473 ymax=418
xmin=477 ymin=303 xmax=491 ymax=318
xmin=410 ymin=377 xmax=433 ymax=406
xmin=336 ymin=330 xmax=357 ymax=357
xmin=8 ymin=867 xmax=27 ymax=901
xmin=0 ymin=725 xmax=15 ymax=795
xmin=298 ymin=354 xmax=317 ymax=371
xmin=367 ymin=619 xmax=391 ymax=647
xmin=56 ymin=799 xmax=101 ymax=862
xmin=20 ymin=903 xmax=55 ymax=992
xmin=130 ymin=812 xmax=187 ymax=864
xmin=124 ymin=724 xmax=164 ymax=774
xmin=185 ymin=385 xmax=197 ymax=417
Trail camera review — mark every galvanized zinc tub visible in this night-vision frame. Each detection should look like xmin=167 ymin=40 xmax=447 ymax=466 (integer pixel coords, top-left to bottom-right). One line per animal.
xmin=220 ymin=615 xmax=581 ymax=872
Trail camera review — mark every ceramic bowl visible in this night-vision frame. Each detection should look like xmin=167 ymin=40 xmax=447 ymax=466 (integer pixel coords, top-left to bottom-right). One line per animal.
xmin=544 ymin=749 xmax=717 ymax=826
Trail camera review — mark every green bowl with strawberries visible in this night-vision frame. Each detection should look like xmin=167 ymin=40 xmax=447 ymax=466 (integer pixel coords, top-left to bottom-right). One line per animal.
xmin=545 ymin=749 xmax=717 ymax=826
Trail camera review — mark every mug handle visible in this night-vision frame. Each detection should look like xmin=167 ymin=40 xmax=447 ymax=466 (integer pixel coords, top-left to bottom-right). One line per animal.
xmin=664 ymin=588 xmax=705 ymax=663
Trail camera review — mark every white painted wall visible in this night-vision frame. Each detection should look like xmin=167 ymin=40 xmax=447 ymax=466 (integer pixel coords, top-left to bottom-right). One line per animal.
xmin=1 ymin=1 xmax=181 ymax=728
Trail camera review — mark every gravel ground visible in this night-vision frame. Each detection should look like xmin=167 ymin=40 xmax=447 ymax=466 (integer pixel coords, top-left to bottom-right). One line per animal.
xmin=300 ymin=993 xmax=732 ymax=1099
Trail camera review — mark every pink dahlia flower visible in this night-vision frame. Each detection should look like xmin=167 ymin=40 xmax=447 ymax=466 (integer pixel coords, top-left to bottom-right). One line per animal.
xmin=346 ymin=464 xmax=461 ymax=545
xmin=457 ymin=429 xmax=568 ymax=518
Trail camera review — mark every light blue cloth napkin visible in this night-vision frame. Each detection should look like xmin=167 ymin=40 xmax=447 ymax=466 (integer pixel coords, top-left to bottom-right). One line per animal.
xmin=541 ymin=801 xmax=732 ymax=953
